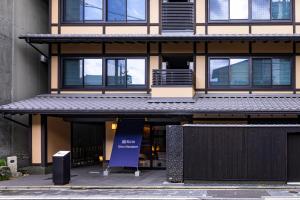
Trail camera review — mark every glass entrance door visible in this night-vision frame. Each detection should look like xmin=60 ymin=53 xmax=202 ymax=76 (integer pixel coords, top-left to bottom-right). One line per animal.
xmin=139 ymin=124 xmax=167 ymax=169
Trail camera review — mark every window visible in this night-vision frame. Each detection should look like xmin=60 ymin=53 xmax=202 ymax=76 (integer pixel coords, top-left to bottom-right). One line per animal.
xmin=230 ymin=0 xmax=248 ymax=20
xmin=106 ymin=58 xmax=146 ymax=87
xmin=272 ymin=0 xmax=291 ymax=20
xmin=84 ymin=59 xmax=103 ymax=86
xmin=106 ymin=59 xmax=126 ymax=86
xmin=252 ymin=0 xmax=270 ymax=20
xmin=63 ymin=59 xmax=83 ymax=86
xmin=209 ymin=57 xmax=292 ymax=89
xmin=127 ymin=59 xmax=146 ymax=85
xmin=63 ymin=58 xmax=103 ymax=87
xmin=210 ymin=58 xmax=249 ymax=86
xmin=253 ymin=58 xmax=291 ymax=86
xmin=209 ymin=0 xmax=228 ymax=20
xmin=63 ymin=0 xmax=103 ymax=22
xmin=107 ymin=0 xmax=146 ymax=21
xmin=63 ymin=0 xmax=146 ymax=23
xmin=209 ymin=0 xmax=291 ymax=21
xmin=62 ymin=57 xmax=146 ymax=89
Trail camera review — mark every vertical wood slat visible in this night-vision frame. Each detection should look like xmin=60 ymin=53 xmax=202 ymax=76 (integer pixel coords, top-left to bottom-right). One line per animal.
xmin=183 ymin=126 xmax=287 ymax=181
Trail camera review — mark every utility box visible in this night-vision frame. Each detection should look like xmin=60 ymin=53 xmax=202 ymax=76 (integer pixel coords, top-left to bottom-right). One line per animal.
xmin=52 ymin=151 xmax=70 ymax=185
xmin=7 ymin=156 xmax=17 ymax=177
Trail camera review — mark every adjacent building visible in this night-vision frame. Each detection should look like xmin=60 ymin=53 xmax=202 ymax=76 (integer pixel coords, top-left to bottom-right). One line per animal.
xmin=0 ymin=0 xmax=48 ymax=167
xmin=1 ymin=0 xmax=300 ymax=182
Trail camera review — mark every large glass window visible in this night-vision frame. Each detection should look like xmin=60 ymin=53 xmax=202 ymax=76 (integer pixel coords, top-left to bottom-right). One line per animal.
xmin=253 ymin=58 xmax=291 ymax=86
xmin=63 ymin=58 xmax=103 ymax=87
xmin=106 ymin=58 xmax=146 ymax=87
xmin=62 ymin=57 xmax=147 ymax=89
xmin=210 ymin=58 xmax=249 ymax=86
xmin=209 ymin=0 xmax=291 ymax=21
xmin=63 ymin=0 xmax=103 ymax=22
xmin=210 ymin=57 xmax=292 ymax=88
xmin=107 ymin=0 xmax=146 ymax=21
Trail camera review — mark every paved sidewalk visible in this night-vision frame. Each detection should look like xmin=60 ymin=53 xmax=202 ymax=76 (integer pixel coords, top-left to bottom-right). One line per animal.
xmin=1 ymin=166 xmax=300 ymax=190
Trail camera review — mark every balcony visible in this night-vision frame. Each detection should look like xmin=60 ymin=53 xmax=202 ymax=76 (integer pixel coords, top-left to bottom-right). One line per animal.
xmin=152 ymin=69 xmax=194 ymax=86
xmin=161 ymin=1 xmax=194 ymax=32
xmin=152 ymin=69 xmax=195 ymax=98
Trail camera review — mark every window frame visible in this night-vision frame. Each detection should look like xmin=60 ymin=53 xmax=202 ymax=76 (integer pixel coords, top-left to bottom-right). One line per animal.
xmin=209 ymin=57 xmax=251 ymax=88
xmin=208 ymin=0 xmax=293 ymax=23
xmin=105 ymin=57 xmax=147 ymax=89
xmin=252 ymin=57 xmax=293 ymax=87
xmin=62 ymin=57 xmax=104 ymax=89
xmin=62 ymin=0 xmax=105 ymax=23
xmin=61 ymin=56 xmax=148 ymax=90
xmin=61 ymin=0 xmax=147 ymax=24
xmin=208 ymin=56 xmax=294 ymax=90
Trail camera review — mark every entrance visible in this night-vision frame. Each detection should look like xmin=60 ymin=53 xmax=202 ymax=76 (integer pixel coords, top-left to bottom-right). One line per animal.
xmin=139 ymin=124 xmax=168 ymax=169
xmin=71 ymin=123 xmax=105 ymax=167
xmin=288 ymin=133 xmax=300 ymax=182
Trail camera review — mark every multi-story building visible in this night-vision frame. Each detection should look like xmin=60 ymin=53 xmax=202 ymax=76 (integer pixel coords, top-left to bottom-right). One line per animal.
xmin=0 ymin=0 xmax=48 ymax=167
xmin=1 ymin=0 xmax=300 ymax=182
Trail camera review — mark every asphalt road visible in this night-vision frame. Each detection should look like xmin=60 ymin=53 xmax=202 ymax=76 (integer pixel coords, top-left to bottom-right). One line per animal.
xmin=0 ymin=188 xmax=299 ymax=200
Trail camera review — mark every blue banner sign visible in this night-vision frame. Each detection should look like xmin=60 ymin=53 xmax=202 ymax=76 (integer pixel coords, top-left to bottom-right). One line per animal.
xmin=109 ymin=120 xmax=144 ymax=168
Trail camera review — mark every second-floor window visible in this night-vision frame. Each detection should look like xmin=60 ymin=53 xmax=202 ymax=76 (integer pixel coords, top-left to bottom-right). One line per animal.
xmin=62 ymin=57 xmax=146 ymax=89
xmin=209 ymin=0 xmax=291 ymax=22
xmin=107 ymin=0 xmax=146 ymax=21
xmin=63 ymin=0 xmax=103 ymax=22
xmin=62 ymin=0 xmax=146 ymax=23
xmin=209 ymin=57 xmax=292 ymax=88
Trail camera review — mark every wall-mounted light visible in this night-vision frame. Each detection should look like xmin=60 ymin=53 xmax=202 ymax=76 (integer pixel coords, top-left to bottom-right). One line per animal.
xmin=112 ymin=122 xmax=117 ymax=130
xmin=99 ymin=156 xmax=104 ymax=162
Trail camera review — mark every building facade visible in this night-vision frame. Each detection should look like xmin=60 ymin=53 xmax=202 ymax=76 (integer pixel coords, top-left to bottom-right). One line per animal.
xmin=1 ymin=0 xmax=300 ymax=181
xmin=0 ymin=0 xmax=48 ymax=167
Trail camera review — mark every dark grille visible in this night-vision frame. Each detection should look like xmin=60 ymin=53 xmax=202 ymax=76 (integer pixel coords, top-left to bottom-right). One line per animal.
xmin=162 ymin=2 xmax=194 ymax=32
xmin=152 ymin=69 xmax=194 ymax=86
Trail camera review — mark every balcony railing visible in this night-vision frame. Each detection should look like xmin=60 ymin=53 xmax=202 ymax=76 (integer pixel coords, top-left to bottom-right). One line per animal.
xmin=161 ymin=1 xmax=194 ymax=32
xmin=152 ymin=69 xmax=194 ymax=87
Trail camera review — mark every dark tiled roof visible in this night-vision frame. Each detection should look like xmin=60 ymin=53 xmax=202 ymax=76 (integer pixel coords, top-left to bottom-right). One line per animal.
xmin=1 ymin=94 xmax=300 ymax=115
xmin=19 ymin=34 xmax=300 ymax=44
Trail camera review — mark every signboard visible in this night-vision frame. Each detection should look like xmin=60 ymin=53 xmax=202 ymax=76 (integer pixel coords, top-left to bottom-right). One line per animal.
xmin=109 ymin=120 xmax=144 ymax=168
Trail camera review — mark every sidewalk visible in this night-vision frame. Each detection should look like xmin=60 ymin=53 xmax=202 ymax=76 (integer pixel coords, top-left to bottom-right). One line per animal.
xmin=1 ymin=166 xmax=300 ymax=190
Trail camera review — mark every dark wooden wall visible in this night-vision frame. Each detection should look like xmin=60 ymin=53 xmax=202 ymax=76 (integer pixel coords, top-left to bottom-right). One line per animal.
xmin=183 ymin=127 xmax=288 ymax=181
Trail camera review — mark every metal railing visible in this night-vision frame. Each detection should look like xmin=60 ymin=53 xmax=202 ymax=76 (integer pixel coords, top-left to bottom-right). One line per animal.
xmin=152 ymin=69 xmax=194 ymax=86
xmin=162 ymin=1 xmax=194 ymax=32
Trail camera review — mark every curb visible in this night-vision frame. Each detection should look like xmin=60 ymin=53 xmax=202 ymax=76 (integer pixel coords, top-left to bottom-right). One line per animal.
xmin=0 ymin=185 xmax=300 ymax=190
